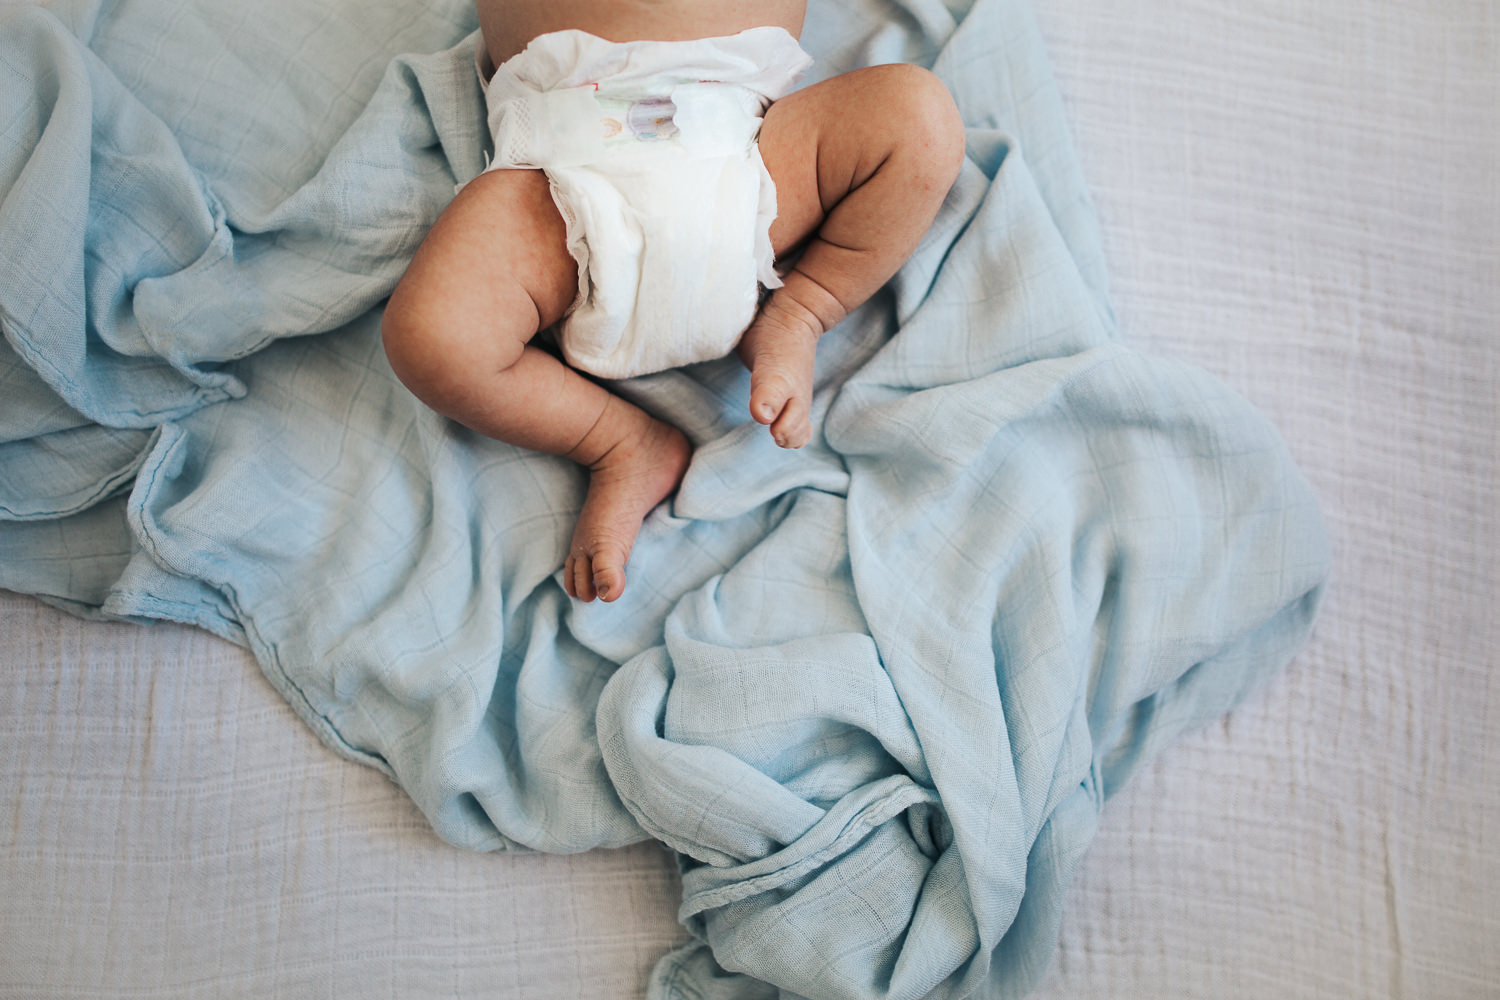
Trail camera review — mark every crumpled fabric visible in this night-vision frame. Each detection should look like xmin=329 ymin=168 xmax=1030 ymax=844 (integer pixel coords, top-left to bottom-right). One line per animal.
xmin=0 ymin=1 xmax=1328 ymax=997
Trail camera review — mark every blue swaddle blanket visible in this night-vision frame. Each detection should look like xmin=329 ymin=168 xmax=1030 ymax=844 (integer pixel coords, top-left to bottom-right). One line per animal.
xmin=0 ymin=0 xmax=1329 ymax=997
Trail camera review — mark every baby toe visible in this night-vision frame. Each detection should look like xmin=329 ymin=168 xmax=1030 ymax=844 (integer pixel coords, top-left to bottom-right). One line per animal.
xmin=771 ymin=399 xmax=811 ymax=449
xmin=569 ymin=553 xmax=597 ymax=603
xmin=749 ymin=376 xmax=793 ymax=426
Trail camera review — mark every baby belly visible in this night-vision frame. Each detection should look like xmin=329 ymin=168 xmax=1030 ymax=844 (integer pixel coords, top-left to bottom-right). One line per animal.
xmin=478 ymin=0 xmax=806 ymax=66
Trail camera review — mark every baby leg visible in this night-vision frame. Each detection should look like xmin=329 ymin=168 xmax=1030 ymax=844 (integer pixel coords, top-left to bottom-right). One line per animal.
xmin=382 ymin=169 xmax=690 ymax=603
xmin=747 ymin=64 xmax=966 ymax=447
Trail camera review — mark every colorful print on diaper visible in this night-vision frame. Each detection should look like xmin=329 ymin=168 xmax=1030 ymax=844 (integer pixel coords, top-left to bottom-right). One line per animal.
xmin=596 ymin=95 xmax=680 ymax=144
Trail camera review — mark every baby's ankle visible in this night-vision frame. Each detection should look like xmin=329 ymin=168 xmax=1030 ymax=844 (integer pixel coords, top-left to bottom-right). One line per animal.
xmin=764 ymin=270 xmax=846 ymax=341
xmin=564 ymin=396 xmax=656 ymax=470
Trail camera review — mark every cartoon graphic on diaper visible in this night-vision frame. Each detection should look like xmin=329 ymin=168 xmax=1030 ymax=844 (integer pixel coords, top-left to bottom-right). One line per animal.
xmin=627 ymin=97 xmax=679 ymax=140
xmin=597 ymin=95 xmax=680 ymax=143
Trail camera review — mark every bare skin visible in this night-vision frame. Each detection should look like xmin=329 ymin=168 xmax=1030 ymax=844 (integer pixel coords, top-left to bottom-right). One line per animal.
xmin=383 ymin=1 xmax=966 ymax=603
xmin=477 ymin=0 xmax=806 ymax=66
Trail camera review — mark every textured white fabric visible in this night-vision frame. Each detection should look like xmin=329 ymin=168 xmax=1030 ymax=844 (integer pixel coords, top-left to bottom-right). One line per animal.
xmin=1 ymin=0 xmax=1496 ymax=997
xmin=480 ymin=27 xmax=810 ymax=378
xmin=0 ymin=594 xmax=690 ymax=997
xmin=1030 ymin=0 xmax=1500 ymax=995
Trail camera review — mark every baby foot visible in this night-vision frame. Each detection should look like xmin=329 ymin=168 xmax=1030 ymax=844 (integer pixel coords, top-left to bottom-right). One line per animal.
xmin=737 ymin=295 xmax=823 ymax=449
xmin=565 ymin=415 xmax=691 ymax=603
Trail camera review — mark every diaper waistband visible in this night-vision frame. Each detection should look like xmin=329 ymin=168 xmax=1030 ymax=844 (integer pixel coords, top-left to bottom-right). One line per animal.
xmin=478 ymin=27 xmax=812 ymax=171
xmin=490 ymin=81 xmax=767 ymax=170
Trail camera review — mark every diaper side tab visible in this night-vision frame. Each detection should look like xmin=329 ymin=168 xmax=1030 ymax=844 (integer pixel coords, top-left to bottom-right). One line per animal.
xmin=490 ymin=86 xmax=607 ymax=169
xmin=669 ymin=84 xmax=766 ymax=160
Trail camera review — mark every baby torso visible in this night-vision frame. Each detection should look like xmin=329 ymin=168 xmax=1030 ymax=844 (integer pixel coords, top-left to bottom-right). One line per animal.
xmin=477 ymin=0 xmax=807 ymax=66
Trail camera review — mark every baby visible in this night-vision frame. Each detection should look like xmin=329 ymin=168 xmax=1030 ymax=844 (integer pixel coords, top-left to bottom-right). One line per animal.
xmin=383 ymin=1 xmax=965 ymax=602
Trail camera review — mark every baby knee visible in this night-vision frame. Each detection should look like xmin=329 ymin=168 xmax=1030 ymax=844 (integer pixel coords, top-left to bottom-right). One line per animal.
xmin=381 ymin=279 xmax=508 ymax=406
xmin=380 ymin=284 xmax=443 ymax=391
xmin=868 ymin=63 xmax=967 ymax=180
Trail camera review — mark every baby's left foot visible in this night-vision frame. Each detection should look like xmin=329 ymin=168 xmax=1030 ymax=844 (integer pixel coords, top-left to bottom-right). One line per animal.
xmin=565 ymin=413 xmax=691 ymax=603
xmin=737 ymin=295 xmax=822 ymax=449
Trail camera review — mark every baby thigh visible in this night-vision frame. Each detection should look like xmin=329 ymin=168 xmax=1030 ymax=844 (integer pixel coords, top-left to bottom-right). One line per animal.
xmin=757 ymin=63 xmax=966 ymax=325
xmin=381 ymin=169 xmax=576 ymax=418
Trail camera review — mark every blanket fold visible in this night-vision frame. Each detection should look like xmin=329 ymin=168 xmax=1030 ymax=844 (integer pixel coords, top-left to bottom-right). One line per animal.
xmin=0 ymin=1 xmax=1328 ymax=998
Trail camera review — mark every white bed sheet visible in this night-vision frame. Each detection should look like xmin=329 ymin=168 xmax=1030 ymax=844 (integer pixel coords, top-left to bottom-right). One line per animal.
xmin=1035 ymin=0 xmax=1499 ymax=994
xmin=2 ymin=0 xmax=1496 ymax=997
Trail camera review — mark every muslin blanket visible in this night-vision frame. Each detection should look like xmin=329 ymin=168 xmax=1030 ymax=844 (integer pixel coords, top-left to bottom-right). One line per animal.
xmin=0 ymin=0 xmax=1329 ymax=997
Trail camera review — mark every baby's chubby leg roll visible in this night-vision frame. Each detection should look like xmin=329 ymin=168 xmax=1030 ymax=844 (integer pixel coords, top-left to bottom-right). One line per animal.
xmin=749 ymin=63 xmax=966 ymax=447
xmin=381 ymin=169 xmax=689 ymax=603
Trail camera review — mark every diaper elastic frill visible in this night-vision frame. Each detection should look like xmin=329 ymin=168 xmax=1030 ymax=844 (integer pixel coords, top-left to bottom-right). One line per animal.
xmin=478 ymin=27 xmax=812 ymax=379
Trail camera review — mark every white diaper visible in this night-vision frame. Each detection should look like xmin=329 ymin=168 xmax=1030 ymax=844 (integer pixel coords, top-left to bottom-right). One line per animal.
xmin=478 ymin=27 xmax=812 ymax=379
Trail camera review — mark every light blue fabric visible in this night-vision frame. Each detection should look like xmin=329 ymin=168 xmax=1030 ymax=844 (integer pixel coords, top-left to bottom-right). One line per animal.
xmin=0 ymin=0 xmax=1329 ymax=997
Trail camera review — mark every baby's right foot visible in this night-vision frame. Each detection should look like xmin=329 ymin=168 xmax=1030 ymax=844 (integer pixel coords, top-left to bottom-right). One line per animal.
xmin=565 ymin=407 xmax=691 ymax=603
